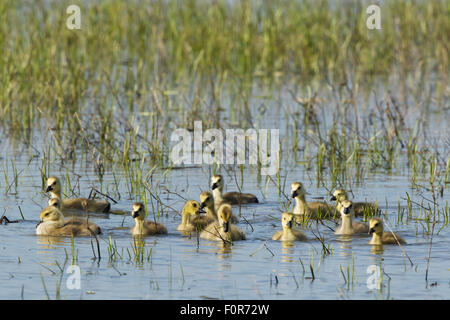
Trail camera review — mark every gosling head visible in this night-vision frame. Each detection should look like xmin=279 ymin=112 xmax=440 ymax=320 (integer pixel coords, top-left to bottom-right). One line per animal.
xmin=217 ymin=204 xmax=232 ymax=232
xmin=39 ymin=206 xmax=64 ymax=224
xmin=281 ymin=212 xmax=294 ymax=229
xmin=45 ymin=176 xmax=61 ymax=194
xmin=369 ymin=218 xmax=383 ymax=235
xmin=330 ymin=189 xmax=348 ymax=202
xmin=291 ymin=182 xmax=306 ymax=198
xmin=48 ymin=198 xmax=61 ymax=209
xmin=200 ymin=191 xmax=214 ymax=209
xmin=340 ymin=200 xmax=354 ymax=217
xmin=182 ymin=200 xmax=205 ymax=216
xmin=211 ymin=175 xmax=224 ymax=191
xmin=131 ymin=202 xmax=146 ymax=221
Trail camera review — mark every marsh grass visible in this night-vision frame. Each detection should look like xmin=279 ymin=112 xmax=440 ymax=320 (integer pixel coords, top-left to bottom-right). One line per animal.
xmin=0 ymin=0 xmax=449 ymax=299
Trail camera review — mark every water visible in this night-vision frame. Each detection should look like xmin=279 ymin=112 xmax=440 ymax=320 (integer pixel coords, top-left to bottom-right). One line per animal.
xmin=0 ymin=152 xmax=449 ymax=300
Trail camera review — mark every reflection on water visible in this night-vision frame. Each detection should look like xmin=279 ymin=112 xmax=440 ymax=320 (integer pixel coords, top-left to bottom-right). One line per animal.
xmin=370 ymin=245 xmax=385 ymax=255
xmin=1 ymin=144 xmax=449 ymax=299
xmin=37 ymin=235 xmax=67 ymax=248
xmin=336 ymin=239 xmax=353 ymax=258
xmin=281 ymin=241 xmax=295 ymax=263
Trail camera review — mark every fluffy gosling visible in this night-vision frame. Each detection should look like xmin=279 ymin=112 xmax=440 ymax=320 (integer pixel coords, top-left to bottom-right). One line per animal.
xmin=46 ymin=176 xmax=110 ymax=213
xmin=211 ymin=175 xmax=258 ymax=209
xmin=272 ymin=212 xmax=307 ymax=241
xmin=291 ymin=182 xmax=332 ymax=219
xmin=130 ymin=202 xmax=167 ymax=236
xmin=368 ymin=218 xmax=406 ymax=245
xmin=36 ymin=206 xmax=101 ymax=236
xmin=200 ymin=204 xmax=246 ymax=242
xmin=330 ymin=189 xmax=378 ymax=217
xmin=177 ymin=200 xmax=205 ymax=232
xmin=335 ymin=200 xmax=369 ymax=235
xmin=200 ymin=190 xmax=238 ymax=224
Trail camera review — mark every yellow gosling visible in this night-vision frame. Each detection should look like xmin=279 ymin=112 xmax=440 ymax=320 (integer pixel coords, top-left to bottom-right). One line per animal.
xmin=177 ymin=200 xmax=205 ymax=232
xmin=368 ymin=218 xmax=406 ymax=245
xmin=330 ymin=189 xmax=378 ymax=217
xmin=291 ymin=182 xmax=332 ymax=219
xmin=211 ymin=175 xmax=258 ymax=209
xmin=130 ymin=202 xmax=167 ymax=236
xmin=48 ymin=197 xmax=62 ymax=209
xmin=36 ymin=205 xmax=101 ymax=236
xmin=335 ymin=200 xmax=369 ymax=235
xmin=200 ymin=204 xmax=246 ymax=242
xmin=46 ymin=176 xmax=110 ymax=213
xmin=272 ymin=212 xmax=307 ymax=241
xmin=200 ymin=190 xmax=238 ymax=224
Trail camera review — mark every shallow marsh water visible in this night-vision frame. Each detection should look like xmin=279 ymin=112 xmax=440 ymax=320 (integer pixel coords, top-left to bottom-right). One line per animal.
xmin=0 ymin=154 xmax=449 ymax=300
xmin=0 ymin=0 xmax=449 ymax=300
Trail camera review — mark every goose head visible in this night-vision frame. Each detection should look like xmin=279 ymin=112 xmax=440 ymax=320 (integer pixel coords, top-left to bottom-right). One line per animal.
xmin=45 ymin=176 xmax=61 ymax=194
xmin=369 ymin=218 xmax=383 ymax=235
xmin=211 ymin=175 xmax=224 ymax=191
xmin=330 ymin=189 xmax=348 ymax=202
xmin=217 ymin=204 xmax=232 ymax=232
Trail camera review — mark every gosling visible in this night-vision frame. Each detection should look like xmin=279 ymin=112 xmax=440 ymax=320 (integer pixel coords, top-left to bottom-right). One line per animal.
xmin=335 ymin=200 xmax=369 ymax=235
xmin=200 ymin=190 xmax=238 ymax=224
xmin=130 ymin=202 xmax=167 ymax=236
xmin=272 ymin=212 xmax=307 ymax=241
xmin=211 ymin=175 xmax=258 ymax=209
xmin=330 ymin=189 xmax=378 ymax=217
xmin=200 ymin=204 xmax=246 ymax=242
xmin=368 ymin=218 xmax=406 ymax=245
xmin=177 ymin=200 xmax=205 ymax=232
xmin=291 ymin=182 xmax=332 ymax=219
xmin=46 ymin=176 xmax=110 ymax=213
xmin=36 ymin=206 xmax=101 ymax=236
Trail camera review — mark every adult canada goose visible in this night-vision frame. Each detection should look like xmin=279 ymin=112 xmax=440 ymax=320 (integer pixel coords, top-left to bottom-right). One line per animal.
xmin=200 ymin=190 xmax=238 ymax=224
xmin=130 ymin=202 xmax=167 ymax=236
xmin=211 ymin=175 xmax=258 ymax=209
xmin=335 ymin=200 xmax=369 ymax=235
xmin=291 ymin=182 xmax=332 ymax=219
xmin=272 ymin=212 xmax=307 ymax=241
xmin=36 ymin=205 xmax=101 ymax=236
xmin=45 ymin=176 xmax=110 ymax=213
xmin=330 ymin=189 xmax=378 ymax=217
xmin=368 ymin=218 xmax=406 ymax=245
xmin=200 ymin=204 xmax=246 ymax=242
xmin=177 ymin=200 xmax=205 ymax=232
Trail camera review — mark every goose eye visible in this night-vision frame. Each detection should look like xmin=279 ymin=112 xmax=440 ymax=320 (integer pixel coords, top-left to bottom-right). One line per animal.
xmin=375 ymin=223 xmax=379 ymax=227
xmin=193 ymin=203 xmax=197 ymax=207
xmin=45 ymin=213 xmax=49 ymax=216
xmin=53 ymin=182 xmax=56 ymax=185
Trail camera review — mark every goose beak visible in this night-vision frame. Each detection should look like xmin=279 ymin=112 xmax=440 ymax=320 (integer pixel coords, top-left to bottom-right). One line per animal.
xmin=36 ymin=220 xmax=43 ymax=228
xmin=288 ymin=220 xmax=293 ymax=229
xmin=291 ymin=190 xmax=298 ymax=198
xmin=131 ymin=211 xmax=139 ymax=218
xmin=343 ymin=208 xmax=350 ymax=215
xmin=45 ymin=186 xmax=52 ymax=192
xmin=211 ymin=183 xmax=218 ymax=190
xmin=369 ymin=228 xmax=375 ymax=235
xmin=330 ymin=195 xmax=336 ymax=201
xmin=198 ymin=208 xmax=206 ymax=214
xmin=222 ymin=221 xmax=229 ymax=233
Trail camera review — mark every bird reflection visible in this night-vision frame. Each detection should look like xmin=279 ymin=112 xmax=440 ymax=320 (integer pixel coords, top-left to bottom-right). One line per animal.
xmin=36 ymin=235 xmax=66 ymax=248
xmin=281 ymin=241 xmax=295 ymax=263
xmin=336 ymin=237 xmax=353 ymax=257
xmin=370 ymin=244 xmax=384 ymax=255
